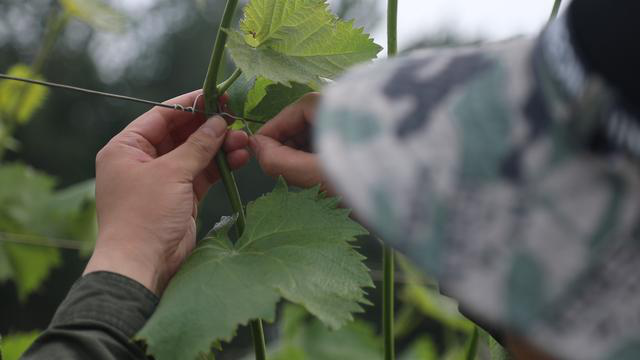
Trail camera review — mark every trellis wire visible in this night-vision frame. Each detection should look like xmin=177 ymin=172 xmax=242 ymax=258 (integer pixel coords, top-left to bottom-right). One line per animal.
xmin=0 ymin=73 xmax=264 ymax=125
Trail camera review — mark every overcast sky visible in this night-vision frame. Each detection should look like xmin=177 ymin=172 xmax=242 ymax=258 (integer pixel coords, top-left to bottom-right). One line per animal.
xmin=370 ymin=0 xmax=570 ymax=50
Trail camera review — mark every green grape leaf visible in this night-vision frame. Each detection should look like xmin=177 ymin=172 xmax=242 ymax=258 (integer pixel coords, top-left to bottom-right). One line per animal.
xmin=0 ymin=331 xmax=39 ymax=360
xmin=0 ymin=164 xmax=59 ymax=300
xmin=138 ymin=179 xmax=372 ymax=360
xmin=47 ymin=179 xmax=97 ymax=256
xmin=229 ymin=76 xmax=313 ymax=133
xmin=244 ymin=77 xmax=271 ymax=115
xmin=267 ymin=304 xmax=382 ymax=360
xmin=226 ymin=0 xmax=381 ymax=87
xmin=399 ymin=336 xmax=437 ymax=360
xmin=397 ymin=255 xmax=474 ymax=333
xmin=1 ymin=242 xmax=61 ymax=301
xmin=247 ymin=79 xmax=314 ymax=133
xmin=59 ymin=0 xmax=127 ymax=32
xmin=486 ymin=331 xmax=510 ymax=360
xmin=461 ymin=327 xmax=479 ymax=360
xmin=247 ymin=78 xmax=313 ymax=122
xmin=0 ymin=164 xmax=97 ymax=300
xmin=226 ymin=74 xmax=257 ymax=119
xmin=0 ymin=64 xmax=49 ymax=125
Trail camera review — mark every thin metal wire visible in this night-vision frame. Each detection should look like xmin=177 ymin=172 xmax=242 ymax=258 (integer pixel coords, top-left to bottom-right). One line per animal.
xmin=0 ymin=231 xmax=85 ymax=250
xmin=0 ymin=73 xmax=265 ymax=124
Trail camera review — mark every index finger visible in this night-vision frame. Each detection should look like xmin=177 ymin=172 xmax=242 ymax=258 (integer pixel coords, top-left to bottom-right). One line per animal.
xmin=257 ymin=92 xmax=319 ymax=142
xmin=119 ymin=90 xmax=207 ymax=146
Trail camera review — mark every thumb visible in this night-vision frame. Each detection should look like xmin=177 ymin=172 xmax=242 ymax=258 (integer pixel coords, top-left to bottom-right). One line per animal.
xmin=250 ymin=134 xmax=321 ymax=188
xmin=166 ymin=116 xmax=228 ymax=177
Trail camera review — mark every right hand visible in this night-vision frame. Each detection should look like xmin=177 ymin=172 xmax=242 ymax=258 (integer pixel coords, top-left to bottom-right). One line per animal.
xmin=87 ymin=90 xmax=250 ymax=294
xmin=250 ymin=92 xmax=326 ymax=189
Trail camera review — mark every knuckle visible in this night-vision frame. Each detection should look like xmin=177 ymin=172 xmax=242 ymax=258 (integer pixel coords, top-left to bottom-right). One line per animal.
xmin=95 ymin=145 xmax=112 ymax=165
xmin=299 ymin=92 xmax=320 ymax=104
xmin=188 ymin=133 xmax=213 ymax=157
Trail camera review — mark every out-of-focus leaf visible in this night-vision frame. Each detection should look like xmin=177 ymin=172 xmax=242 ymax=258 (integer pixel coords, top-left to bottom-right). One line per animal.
xmin=47 ymin=179 xmax=97 ymax=256
xmin=487 ymin=332 xmax=510 ymax=360
xmin=0 ymin=331 xmax=39 ymax=360
xmin=138 ymin=179 xmax=372 ymax=360
xmin=0 ymin=164 xmax=97 ymax=300
xmin=0 ymin=164 xmax=59 ymax=300
xmin=394 ymin=305 xmax=421 ymax=339
xmin=226 ymin=0 xmax=381 ymax=87
xmin=402 ymin=285 xmax=474 ymax=333
xmin=0 ymin=64 xmax=48 ymax=125
xmin=462 ymin=327 xmax=479 ymax=360
xmin=1 ymin=242 xmax=61 ymax=301
xmin=397 ymin=256 xmax=474 ymax=333
xmin=270 ymin=346 xmax=305 ymax=360
xmin=399 ymin=336 xmax=437 ymax=360
xmin=59 ymin=0 xmax=127 ymax=32
xmin=298 ymin=316 xmax=381 ymax=360
xmin=265 ymin=304 xmax=382 ymax=360
xmin=0 ymin=245 xmax=12 ymax=283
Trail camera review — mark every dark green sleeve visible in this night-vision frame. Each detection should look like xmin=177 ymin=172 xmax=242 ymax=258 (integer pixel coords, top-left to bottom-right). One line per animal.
xmin=22 ymin=271 xmax=158 ymax=360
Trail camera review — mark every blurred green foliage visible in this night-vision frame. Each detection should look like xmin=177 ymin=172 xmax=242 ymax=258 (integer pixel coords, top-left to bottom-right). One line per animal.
xmin=0 ymin=331 xmax=39 ymax=360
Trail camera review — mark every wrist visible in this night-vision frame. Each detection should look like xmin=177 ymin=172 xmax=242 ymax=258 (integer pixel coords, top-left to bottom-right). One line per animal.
xmin=84 ymin=233 xmax=167 ymax=295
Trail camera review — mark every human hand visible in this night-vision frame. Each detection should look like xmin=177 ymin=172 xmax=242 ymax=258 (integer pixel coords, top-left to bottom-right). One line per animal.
xmin=250 ymin=92 xmax=327 ymax=189
xmin=84 ymin=90 xmax=250 ymax=295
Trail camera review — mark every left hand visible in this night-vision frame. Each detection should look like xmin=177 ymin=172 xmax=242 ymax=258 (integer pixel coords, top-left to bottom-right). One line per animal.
xmin=84 ymin=90 xmax=250 ymax=295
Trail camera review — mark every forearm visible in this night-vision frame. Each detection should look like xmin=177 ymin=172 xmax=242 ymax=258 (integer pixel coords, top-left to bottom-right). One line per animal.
xmin=22 ymin=272 xmax=157 ymax=360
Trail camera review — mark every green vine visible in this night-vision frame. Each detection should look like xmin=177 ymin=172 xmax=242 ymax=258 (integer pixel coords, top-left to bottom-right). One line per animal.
xmin=549 ymin=0 xmax=562 ymax=22
xmin=383 ymin=0 xmax=398 ymax=359
xmin=201 ymin=0 xmax=266 ymax=358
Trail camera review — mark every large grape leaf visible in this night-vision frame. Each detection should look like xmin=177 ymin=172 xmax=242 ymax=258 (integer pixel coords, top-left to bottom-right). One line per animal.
xmin=226 ymin=0 xmax=381 ymax=87
xmin=138 ymin=179 xmax=372 ymax=360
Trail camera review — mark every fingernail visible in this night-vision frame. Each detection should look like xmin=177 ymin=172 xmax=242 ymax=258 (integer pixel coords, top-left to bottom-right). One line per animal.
xmin=203 ymin=116 xmax=228 ymax=137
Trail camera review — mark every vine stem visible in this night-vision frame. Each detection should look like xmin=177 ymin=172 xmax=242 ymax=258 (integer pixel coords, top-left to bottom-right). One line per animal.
xmin=383 ymin=0 xmax=398 ymax=359
xmin=202 ymin=0 xmax=266 ymax=358
xmin=549 ymin=0 xmax=562 ymax=22
xmin=382 ymin=245 xmax=395 ymax=360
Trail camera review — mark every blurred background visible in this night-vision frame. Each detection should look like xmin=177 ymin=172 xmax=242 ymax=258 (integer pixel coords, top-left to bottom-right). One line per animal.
xmin=0 ymin=0 xmax=566 ymax=358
